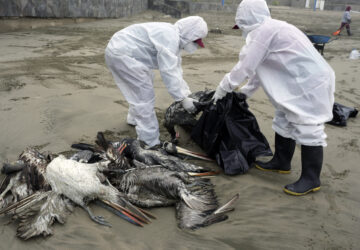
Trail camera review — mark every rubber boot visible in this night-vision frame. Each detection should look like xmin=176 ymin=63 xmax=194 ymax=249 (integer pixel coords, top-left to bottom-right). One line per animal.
xmin=255 ymin=133 xmax=296 ymax=174
xmin=347 ymin=28 xmax=352 ymax=36
xmin=283 ymin=145 xmax=323 ymax=196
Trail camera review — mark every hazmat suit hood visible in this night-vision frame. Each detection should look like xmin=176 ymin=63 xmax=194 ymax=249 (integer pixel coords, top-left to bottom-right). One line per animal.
xmin=235 ymin=0 xmax=271 ymax=37
xmin=174 ymin=16 xmax=208 ymax=49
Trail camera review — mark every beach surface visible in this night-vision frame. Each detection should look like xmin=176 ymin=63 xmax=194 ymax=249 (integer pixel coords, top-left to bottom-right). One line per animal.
xmin=0 ymin=7 xmax=359 ymax=249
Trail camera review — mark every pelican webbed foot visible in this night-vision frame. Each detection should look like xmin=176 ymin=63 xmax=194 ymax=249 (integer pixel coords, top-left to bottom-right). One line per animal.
xmin=81 ymin=204 xmax=111 ymax=227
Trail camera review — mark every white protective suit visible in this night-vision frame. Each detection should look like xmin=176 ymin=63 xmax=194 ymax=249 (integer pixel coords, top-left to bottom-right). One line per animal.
xmin=105 ymin=16 xmax=208 ymax=147
xmin=219 ymin=0 xmax=335 ymax=146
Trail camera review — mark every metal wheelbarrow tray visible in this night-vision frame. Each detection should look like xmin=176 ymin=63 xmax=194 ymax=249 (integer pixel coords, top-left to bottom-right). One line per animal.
xmin=306 ymin=35 xmax=334 ymax=55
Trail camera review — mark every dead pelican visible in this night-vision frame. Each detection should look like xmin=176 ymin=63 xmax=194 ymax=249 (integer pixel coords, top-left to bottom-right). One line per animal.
xmin=0 ymin=148 xmax=51 ymax=209
xmin=118 ymin=138 xmax=212 ymax=173
xmin=44 ymin=155 xmax=149 ymax=226
xmin=164 ymin=90 xmax=214 ymax=143
xmin=87 ymin=133 xmax=239 ymax=230
xmin=0 ymin=148 xmax=73 ymax=239
xmin=0 ymin=148 xmax=150 ymax=240
xmin=104 ymin=164 xmax=239 ymax=230
xmin=72 ymin=132 xmax=213 ymax=173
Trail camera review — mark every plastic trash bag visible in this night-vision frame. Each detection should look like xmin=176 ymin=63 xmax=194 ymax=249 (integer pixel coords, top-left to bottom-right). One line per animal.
xmin=349 ymin=49 xmax=359 ymax=60
xmin=327 ymin=102 xmax=358 ymax=127
xmin=191 ymin=92 xmax=273 ymax=175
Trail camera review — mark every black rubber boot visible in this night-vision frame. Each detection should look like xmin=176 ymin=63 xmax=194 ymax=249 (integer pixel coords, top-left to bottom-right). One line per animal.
xmin=347 ymin=28 xmax=352 ymax=36
xmin=283 ymin=145 xmax=323 ymax=196
xmin=255 ymin=133 xmax=296 ymax=174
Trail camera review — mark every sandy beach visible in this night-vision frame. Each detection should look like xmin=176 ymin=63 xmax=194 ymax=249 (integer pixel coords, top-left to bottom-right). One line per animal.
xmin=0 ymin=6 xmax=359 ymax=249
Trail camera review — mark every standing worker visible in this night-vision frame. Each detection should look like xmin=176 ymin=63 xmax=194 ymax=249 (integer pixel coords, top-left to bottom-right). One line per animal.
xmin=213 ymin=0 xmax=335 ymax=196
xmin=105 ymin=16 xmax=208 ymax=148
xmin=338 ymin=6 xmax=352 ymax=36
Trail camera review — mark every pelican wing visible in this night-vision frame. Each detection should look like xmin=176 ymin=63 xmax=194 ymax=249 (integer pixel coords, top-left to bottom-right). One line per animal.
xmin=18 ymin=192 xmax=74 ymax=240
xmin=1 ymin=191 xmax=74 ymax=240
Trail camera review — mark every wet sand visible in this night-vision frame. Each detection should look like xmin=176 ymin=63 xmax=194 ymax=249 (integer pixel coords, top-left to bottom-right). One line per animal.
xmin=1 ymin=7 xmax=360 ymax=249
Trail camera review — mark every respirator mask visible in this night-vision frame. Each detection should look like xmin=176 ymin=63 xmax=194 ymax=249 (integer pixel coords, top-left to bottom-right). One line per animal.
xmin=183 ymin=42 xmax=198 ymax=54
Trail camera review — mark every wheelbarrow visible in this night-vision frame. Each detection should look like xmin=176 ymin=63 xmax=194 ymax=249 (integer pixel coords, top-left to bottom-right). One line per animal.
xmin=306 ymin=35 xmax=337 ymax=55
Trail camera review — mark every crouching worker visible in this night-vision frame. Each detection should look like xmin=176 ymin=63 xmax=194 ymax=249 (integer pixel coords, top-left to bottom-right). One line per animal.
xmin=105 ymin=16 xmax=208 ymax=148
xmin=213 ymin=0 xmax=335 ymax=196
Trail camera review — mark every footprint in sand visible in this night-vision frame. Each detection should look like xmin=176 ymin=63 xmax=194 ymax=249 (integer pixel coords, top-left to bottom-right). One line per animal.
xmin=326 ymin=163 xmax=350 ymax=180
xmin=40 ymin=106 xmax=56 ymax=134
xmin=0 ymin=79 xmax=26 ymax=92
xmin=337 ymin=138 xmax=359 ymax=153
xmin=114 ymin=100 xmax=128 ymax=108
xmin=337 ymin=79 xmax=346 ymax=85
xmin=324 ymin=193 xmax=340 ymax=214
xmin=214 ymin=70 xmax=227 ymax=74
xmin=9 ymin=97 xmax=30 ymax=101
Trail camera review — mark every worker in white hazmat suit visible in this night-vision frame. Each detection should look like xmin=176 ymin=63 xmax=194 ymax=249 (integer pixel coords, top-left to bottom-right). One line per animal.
xmin=213 ymin=0 xmax=335 ymax=196
xmin=105 ymin=16 xmax=208 ymax=147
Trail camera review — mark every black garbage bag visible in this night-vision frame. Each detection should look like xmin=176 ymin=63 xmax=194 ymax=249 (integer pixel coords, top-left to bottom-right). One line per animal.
xmin=327 ymin=102 xmax=358 ymax=127
xmin=191 ymin=92 xmax=273 ymax=175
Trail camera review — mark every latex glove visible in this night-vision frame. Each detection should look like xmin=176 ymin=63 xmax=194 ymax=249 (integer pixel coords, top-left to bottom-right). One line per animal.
xmin=182 ymin=97 xmax=197 ymax=114
xmin=213 ymin=85 xmax=228 ymax=103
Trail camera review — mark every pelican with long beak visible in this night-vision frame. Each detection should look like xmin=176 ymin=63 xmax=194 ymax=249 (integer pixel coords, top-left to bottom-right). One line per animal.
xmin=45 ymin=155 xmax=150 ymax=226
xmin=0 ymin=148 xmax=151 ymax=240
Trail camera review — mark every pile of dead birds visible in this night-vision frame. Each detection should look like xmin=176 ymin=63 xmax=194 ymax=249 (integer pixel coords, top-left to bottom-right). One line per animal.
xmin=0 ymin=132 xmax=238 ymax=240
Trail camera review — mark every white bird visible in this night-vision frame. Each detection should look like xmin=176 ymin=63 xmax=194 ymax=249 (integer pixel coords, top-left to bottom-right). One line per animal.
xmin=0 ymin=149 xmax=150 ymax=240
xmin=45 ymin=155 xmax=148 ymax=226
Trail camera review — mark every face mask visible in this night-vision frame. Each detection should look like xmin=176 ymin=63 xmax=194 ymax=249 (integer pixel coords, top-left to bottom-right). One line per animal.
xmin=183 ymin=42 xmax=198 ymax=54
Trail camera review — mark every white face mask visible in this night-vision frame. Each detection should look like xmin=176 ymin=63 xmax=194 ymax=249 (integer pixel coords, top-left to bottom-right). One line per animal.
xmin=183 ymin=42 xmax=198 ymax=54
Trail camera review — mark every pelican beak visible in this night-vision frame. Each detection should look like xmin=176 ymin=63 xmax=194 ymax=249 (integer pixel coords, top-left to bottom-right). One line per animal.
xmin=187 ymin=171 xmax=221 ymax=177
xmin=95 ymin=200 xmax=143 ymax=227
xmin=118 ymin=143 xmax=127 ymax=154
xmin=174 ymin=145 xmax=214 ymax=161
xmin=138 ymin=207 xmax=157 ymax=219
xmin=101 ymin=199 xmax=151 ymax=224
